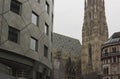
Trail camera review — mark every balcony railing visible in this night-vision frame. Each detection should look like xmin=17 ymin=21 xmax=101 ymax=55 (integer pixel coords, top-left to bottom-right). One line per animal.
xmin=101 ymin=51 xmax=120 ymax=58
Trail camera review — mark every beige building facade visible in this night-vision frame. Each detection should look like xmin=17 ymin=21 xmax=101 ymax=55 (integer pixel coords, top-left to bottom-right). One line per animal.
xmin=101 ymin=32 xmax=120 ymax=79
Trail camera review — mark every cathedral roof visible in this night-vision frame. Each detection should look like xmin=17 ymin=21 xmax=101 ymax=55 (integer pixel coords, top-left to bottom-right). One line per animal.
xmin=52 ymin=33 xmax=81 ymax=60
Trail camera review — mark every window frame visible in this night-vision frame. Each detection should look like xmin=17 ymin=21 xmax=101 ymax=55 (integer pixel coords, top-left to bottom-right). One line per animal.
xmin=44 ymin=45 xmax=48 ymax=58
xmin=51 ymin=32 xmax=53 ymax=42
xmin=45 ymin=1 xmax=49 ymax=14
xmin=112 ymin=47 xmax=117 ymax=53
xmin=104 ymin=49 xmax=108 ymax=55
xmin=8 ymin=26 xmax=20 ymax=43
xmin=10 ymin=0 xmax=22 ymax=15
xmin=30 ymin=37 xmax=38 ymax=51
xmin=32 ymin=11 xmax=39 ymax=26
xmin=52 ymin=13 xmax=54 ymax=24
xmin=45 ymin=23 xmax=49 ymax=35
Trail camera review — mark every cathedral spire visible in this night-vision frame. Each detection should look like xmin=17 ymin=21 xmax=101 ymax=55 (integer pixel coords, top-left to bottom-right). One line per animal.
xmin=84 ymin=0 xmax=87 ymax=22
xmin=103 ymin=0 xmax=105 ymax=11
xmin=85 ymin=0 xmax=87 ymax=9
xmin=83 ymin=0 xmax=87 ymax=30
xmin=81 ymin=0 xmax=108 ymax=77
xmin=82 ymin=0 xmax=108 ymax=37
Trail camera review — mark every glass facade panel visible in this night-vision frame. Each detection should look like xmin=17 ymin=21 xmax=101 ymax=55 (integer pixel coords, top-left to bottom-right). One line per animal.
xmin=30 ymin=37 xmax=38 ymax=51
xmin=45 ymin=23 xmax=49 ymax=35
xmin=32 ymin=12 xmax=39 ymax=26
xmin=45 ymin=2 xmax=49 ymax=14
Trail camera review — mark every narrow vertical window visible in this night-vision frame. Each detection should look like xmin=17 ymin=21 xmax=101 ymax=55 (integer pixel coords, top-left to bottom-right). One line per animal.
xmin=106 ymin=67 xmax=109 ymax=74
xmin=88 ymin=44 xmax=92 ymax=60
xmin=32 ymin=12 xmax=39 ymax=26
xmin=52 ymin=13 xmax=54 ymax=24
xmin=45 ymin=1 xmax=49 ymax=14
xmin=45 ymin=23 xmax=49 ymax=35
xmin=8 ymin=26 xmax=19 ymax=43
xmin=51 ymin=32 xmax=53 ymax=42
xmin=105 ymin=49 xmax=108 ymax=55
xmin=30 ymin=37 xmax=38 ymax=51
xmin=112 ymin=47 xmax=116 ymax=53
xmin=44 ymin=45 xmax=48 ymax=57
xmin=113 ymin=57 xmax=116 ymax=63
xmin=51 ymin=53 xmax=52 ymax=62
xmin=10 ymin=0 xmax=21 ymax=14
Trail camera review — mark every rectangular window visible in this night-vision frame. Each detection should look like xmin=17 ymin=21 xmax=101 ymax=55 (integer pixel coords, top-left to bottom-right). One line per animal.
xmin=10 ymin=0 xmax=21 ymax=14
xmin=112 ymin=47 xmax=116 ymax=53
xmin=30 ymin=37 xmax=38 ymax=51
xmin=8 ymin=26 xmax=19 ymax=43
xmin=108 ymin=59 xmax=110 ymax=63
xmin=113 ymin=57 xmax=116 ymax=63
xmin=51 ymin=32 xmax=53 ymax=42
xmin=44 ymin=45 xmax=48 ymax=57
xmin=105 ymin=49 xmax=108 ymax=56
xmin=45 ymin=23 xmax=49 ymax=35
xmin=32 ymin=12 xmax=39 ymax=26
xmin=103 ymin=67 xmax=109 ymax=75
xmin=36 ymin=72 xmax=42 ymax=79
xmin=52 ymin=13 xmax=54 ymax=23
xmin=51 ymin=53 xmax=52 ymax=62
xmin=106 ymin=67 xmax=109 ymax=74
xmin=45 ymin=2 xmax=49 ymax=14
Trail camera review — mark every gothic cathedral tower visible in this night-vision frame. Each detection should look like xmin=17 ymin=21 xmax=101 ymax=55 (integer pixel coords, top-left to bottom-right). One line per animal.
xmin=81 ymin=0 xmax=108 ymax=76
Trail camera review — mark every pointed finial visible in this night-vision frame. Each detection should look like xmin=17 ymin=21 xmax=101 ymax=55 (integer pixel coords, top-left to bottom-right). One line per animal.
xmin=103 ymin=0 xmax=105 ymax=9
xmin=85 ymin=0 xmax=87 ymax=9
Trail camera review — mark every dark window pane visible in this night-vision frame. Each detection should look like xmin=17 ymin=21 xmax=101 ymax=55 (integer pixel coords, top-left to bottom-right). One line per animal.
xmin=36 ymin=72 xmax=42 ymax=79
xmin=52 ymin=13 xmax=54 ymax=23
xmin=112 ymin=47 xmax=116 ymax=52
xmin=105 ymin=49 xmax=108 ymax=56
xmin=113 ymin=57 xmax=116 ymax=63
xmin=44 ymin=45 xmax=48 ymax=57
xmin=88 ymin=44 xmax=92 ymax=59
xmin=51 ymin=32 xmax=53 ymax=42
xmin=10 ymin=0 xmax=21 ymax=14
xmin=8 ymin=26 xmax=19 ymax=43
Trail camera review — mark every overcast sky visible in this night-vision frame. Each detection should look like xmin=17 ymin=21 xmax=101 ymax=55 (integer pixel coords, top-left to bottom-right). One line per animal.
xmin=53 ymin=0 xmax=120 ymax=43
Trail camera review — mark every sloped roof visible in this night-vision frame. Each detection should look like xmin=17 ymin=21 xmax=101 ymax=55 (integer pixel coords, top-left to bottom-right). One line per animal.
xmin=53 ymin=33 xmax=81 ymax=57
xmin=104 ymin=32 xmax=120 ymax=44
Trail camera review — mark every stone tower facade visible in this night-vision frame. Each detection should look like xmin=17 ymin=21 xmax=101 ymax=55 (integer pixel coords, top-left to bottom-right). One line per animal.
xmin=81 ymin=0 xmax=108 ymax=77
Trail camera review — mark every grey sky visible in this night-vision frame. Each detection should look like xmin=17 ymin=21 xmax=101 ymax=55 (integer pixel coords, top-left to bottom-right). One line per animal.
xmin=54 ymin=0 xmax=120 ymax=43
